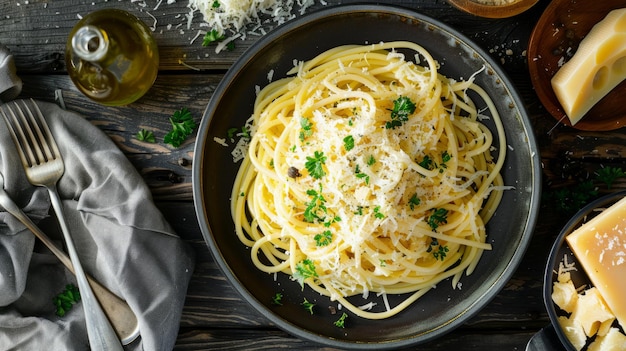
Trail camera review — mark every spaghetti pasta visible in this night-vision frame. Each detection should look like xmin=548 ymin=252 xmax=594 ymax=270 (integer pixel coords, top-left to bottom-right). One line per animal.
xmin=230 ymin=41 xmax=507 ymax=319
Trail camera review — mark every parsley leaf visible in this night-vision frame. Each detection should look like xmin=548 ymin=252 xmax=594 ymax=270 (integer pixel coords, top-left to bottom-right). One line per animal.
xmin=373 ymin=206 xmax=385 ymax=219
xmin=355 ymin=165 xmax=370 ymax=185
xmin=304 ymin=185 xmax=327 ymax=223
xmin=433 ymin=245 xmax=449 ymax=261
xmin=202 ymin=29 xmax=225 ymax=46
xmin=302 ymin=298 xmax=316 ymax=315
xmin=385 ymin=96 xmax=416 ymax=129
xmin=439 ymin=151 xmax=451 ymax=173
xmin=272 ymin=292 xmax=283 ymax=305
xmin=164 ymin=108 xmax=196 ymax=147
xmin=596 ymin=166 xmax=625 ymax=190
xmin=549 ymin=180 xmax=597 ymax=215
xmin=408 ymin=193 xmax=420 ymax=210
xmin=300 ymin=118 xmax=313 ymax=141
xmin=305 ymin=151 xmax=326 ymax=179
xmin=334 ymin=312 xmax=348 ymax=328
xmin=418 ymin=155 xmax=435 ymax=170
xmin=136 ymin=129 xmax=156 ymax=143
xmin=343 ymin=135 xmax=355 ymax=151
xmin=53 ymin=284 xmax=81 ymax=317
xmin=426 ymin=238 xmax=449 ymax=261
xmin=293 ymin=258 xmax=318 ymax=289
xmin=366 ymin=155 xmax=376 ymax=166
xmin=427 ymin=208 xmax=448 ymax=231
xmin=314 ymin=230 xmax=333 ymax=246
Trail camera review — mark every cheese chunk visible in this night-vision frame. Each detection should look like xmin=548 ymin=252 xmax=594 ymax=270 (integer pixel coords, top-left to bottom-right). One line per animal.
xmin=566 ymin=196 xmax=626 ymax=330
xmin=551 ymin=8 xmax=626 ymax=125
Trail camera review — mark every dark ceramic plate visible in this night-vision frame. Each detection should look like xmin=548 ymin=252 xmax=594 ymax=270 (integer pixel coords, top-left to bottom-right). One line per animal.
xmin=527 ymin=0 xmax=626 ymax=131
xmin=541 ymin=191 xmax=626 ymax=351
xmin=193 ymin=4 xmax=541 ymax=349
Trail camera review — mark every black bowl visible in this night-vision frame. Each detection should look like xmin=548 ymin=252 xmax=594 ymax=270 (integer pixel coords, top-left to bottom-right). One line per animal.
xmin=193 ymin=4 xmax=541 ymax=349
xmin=541 ymin=191 xmax=626 ymax=351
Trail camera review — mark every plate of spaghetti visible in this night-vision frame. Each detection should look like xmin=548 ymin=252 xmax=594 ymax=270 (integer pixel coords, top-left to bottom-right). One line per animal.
xmin=193 ymin=4 xmax=541 ymax=349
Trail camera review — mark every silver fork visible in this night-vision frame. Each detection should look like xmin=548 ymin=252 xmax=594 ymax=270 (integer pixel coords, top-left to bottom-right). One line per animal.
xmin=0 ymin=173 xmax=139 ymax=345
xmin=1 ymin=99 xmax=124 ymax=351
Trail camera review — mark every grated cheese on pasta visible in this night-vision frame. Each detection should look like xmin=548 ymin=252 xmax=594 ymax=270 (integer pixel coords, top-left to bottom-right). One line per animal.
xmin=187 ymin=0 xmax=318 ymax=52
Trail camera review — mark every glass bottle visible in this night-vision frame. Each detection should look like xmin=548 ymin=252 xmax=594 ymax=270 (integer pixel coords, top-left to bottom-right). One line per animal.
xmin=65 ymin=9 xmax=159 ymax=106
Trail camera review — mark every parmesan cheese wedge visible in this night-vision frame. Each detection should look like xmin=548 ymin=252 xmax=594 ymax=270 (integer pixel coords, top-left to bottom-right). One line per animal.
xmin=566 ymin=196 xmax=626 ymax=331
xmin=551 ymin=8 xmax=626 ymax=125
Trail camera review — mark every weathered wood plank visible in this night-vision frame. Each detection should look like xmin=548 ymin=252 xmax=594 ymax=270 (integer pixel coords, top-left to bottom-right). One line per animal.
xmin=1 ymin=0 xmax=546 ymax=73
xmin=19 ymin=73 xmax=220 ymax=201
xmin=173 ymin=327 xmax=540 ymax=350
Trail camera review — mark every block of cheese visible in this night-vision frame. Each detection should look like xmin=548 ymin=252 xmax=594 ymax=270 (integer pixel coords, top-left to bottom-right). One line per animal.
xmin=566 ymin=196 xmax=626 ymax=330
xmin=551 ymin=8 xmax=626 ymax=125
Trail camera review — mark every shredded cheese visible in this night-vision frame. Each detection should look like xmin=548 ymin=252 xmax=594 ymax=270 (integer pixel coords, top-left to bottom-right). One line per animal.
xmin=187 ymin=0 xmax=317 ymax=52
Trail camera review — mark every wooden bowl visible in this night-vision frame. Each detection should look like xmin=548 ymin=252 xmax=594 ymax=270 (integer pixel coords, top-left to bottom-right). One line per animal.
xmin=447 ymin=0 xmax=538 ymax=18
xmin=527 ymin=0 xmax=626 ymax=131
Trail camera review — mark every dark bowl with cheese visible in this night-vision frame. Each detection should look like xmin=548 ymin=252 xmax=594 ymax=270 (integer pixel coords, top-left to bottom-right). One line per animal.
xmin=534 ymin=191 xmax=626 ymax=351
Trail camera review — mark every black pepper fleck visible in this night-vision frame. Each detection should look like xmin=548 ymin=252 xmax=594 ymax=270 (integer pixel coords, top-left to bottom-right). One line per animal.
xmin=287 ymin=166 xmax=301 ymax=178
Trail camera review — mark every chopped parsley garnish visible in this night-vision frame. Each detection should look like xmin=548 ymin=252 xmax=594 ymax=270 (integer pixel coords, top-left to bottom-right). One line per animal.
xmin=293 ymin=259 xmax=318 ymax=289
xmin=314 ymin=230 xmax=333 ymax=246
xmin=334 ymin=312 xmax=348 ymax=328
xmin=596 ymin=166 xmax=625 ymax=190
xmin=442 ymin=150 xmax=452 ymax=163
xmin=323 ymin=215 xmax=341 ymax=227
xmin=305 ymin=151 xmax=326 ymax=179
xmin=439 ymin=151 xmax=451 ymax=173
xmin=408 ymin=194 xmax=420 ymax=210
xmin=433 ymin=245 xmax=449 ymax=261
xmin=272 ymin=292 xmax=283 ymax=305
xmin=164 ymin=107 xmax=197 ymax=147
xmin=355 ymin=165 xmax=370 ymax=185
xmin=302 ymin=298 xmax=315 ymax=314
xmin=53 ymin=284 xmax=81 ymax=317
xmin=202 ymin=29 xmax=225 ymax=46
xmin=366 ymin=155 xmax=376 ymax=166
xmin=427 ymin=208 xmax=449 ymax=231
xmin=136 ymin=129 xmax=156 ymax=143
xmin=356 ymin=172 xmax=370 ymax=185
xmin=355 ymin=206 xmax=363 ymax=215
xmin=227 ymin=126 xmax=250 ymax=140
xmin=418 ymin=155 xmax=435 ymax=171
xmin=385 ymin=96 xmax=416 ymax=129
xmin=426 ymin=238 xmax=449 ymax=261
xmin=373 ymin=206 xmax=385 ymax=219
xmin=212 ymin=0 xmax=220 ymax=8
xmin=304 ymin=185 xmax=327 ymax=223
xmin=300 ymin=117 xmax=313 ymax=141
xmin=343 ymin=135 xmax=355 ymax=151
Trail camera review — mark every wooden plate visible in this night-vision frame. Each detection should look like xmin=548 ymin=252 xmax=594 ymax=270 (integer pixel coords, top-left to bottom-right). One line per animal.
xmin=528 ymin=0 xmax=626 ymax=131
xmin=447 ymin=0 xmax=538 ymax=18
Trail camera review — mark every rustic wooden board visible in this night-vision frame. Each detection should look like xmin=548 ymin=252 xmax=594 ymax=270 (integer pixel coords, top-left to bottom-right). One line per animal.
xmin=6 ymin=0 xmax=626 ymax=349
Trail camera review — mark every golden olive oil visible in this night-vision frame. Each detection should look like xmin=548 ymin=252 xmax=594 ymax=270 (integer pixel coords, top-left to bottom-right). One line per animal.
xmin=66 ymin=9 xmax=159 ymax=106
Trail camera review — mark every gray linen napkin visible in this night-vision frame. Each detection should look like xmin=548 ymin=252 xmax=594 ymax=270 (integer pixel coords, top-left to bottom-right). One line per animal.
xmin=0 ymin=46 xmax=195 ymax=350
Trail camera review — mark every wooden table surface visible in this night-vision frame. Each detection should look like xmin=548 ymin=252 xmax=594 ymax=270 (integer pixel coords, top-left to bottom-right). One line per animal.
xmin=3 ymin=0 xmax=625 ymax=349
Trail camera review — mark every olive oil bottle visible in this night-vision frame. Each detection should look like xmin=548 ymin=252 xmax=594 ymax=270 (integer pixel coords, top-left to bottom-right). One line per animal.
xmin=65 ymin=9 xmax=159 ymax=106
